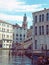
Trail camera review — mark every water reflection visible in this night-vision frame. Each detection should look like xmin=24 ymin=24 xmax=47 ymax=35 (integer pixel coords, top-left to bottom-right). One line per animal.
xmin=0 ymin=50 xmax=32 ymax=65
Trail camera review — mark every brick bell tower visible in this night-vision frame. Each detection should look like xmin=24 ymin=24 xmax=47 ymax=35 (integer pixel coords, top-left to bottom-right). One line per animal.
xmin=22 ymin=14 xmax=27 ymax=29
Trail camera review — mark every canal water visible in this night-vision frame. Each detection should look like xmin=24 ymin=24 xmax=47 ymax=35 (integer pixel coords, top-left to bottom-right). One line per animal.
xmin=0 ymin=50 xmax=33 ymax=65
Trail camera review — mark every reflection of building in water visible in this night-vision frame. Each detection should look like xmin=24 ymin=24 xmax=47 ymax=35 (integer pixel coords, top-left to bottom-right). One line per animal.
xmin=1 ymin=50 xmax=9 ymax=64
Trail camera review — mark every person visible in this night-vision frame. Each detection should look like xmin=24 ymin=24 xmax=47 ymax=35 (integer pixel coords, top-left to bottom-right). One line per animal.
xmin=42 ymin=56 xmax=48 ymax=65
xmin=47 ymin=57 xmax=49 ymax=64
xmin=37 ymin=56 xmax=44 ymax=65
xmin=42 ymin=57 xmax=46 ymax=65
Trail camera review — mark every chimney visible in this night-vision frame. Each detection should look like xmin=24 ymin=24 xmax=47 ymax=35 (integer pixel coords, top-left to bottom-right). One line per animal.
xmin=44 ymin=8 xmax=46 ymax=10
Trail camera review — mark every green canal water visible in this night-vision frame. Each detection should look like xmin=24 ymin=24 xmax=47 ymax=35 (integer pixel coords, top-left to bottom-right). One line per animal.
xmin=0 ymin=50 xmax=33 ymax=65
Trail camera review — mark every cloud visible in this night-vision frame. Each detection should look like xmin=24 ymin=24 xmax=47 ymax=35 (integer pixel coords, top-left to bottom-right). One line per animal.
xmin=0 ymin=0 xmax=47 ymax=27
xmin=0 ymin=13 xmax=32 ymax=24
xmin=0 ymin=0 xmax=46 ymax=12
xmin=0 ymin=13 xmax=32 ymax=27
xmin=0 ymin=0 xmax=25 ymax=11
xmin=15 ymin=4 xmax=44 ymax=12
xmin=0 ymin=13 xmax=23 ymax=21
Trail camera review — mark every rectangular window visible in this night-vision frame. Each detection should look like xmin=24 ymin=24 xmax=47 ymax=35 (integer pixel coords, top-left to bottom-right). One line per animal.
xmin=35 ymin=26 xmax=37 ymax=35
xmin=35 ymin=16 xmax=37 ymax=23
xmin=2 ymin=34 xmax=5 ymax=38
xmin=7 ymin=35 xmax=9 ymax=38
xmin=42 ymin=14 xmax=44 ymax=22
xmin=16 ymin=38 xmax=18 ymax=40
xmin=20 ymin=34 xmax=22 ymax=37
xmin=39 ymin=15 xmax=41 ymax=22
xmin=2 ymin=28 xmax=5 ymax=32
xmin=4 ymin=44 xmax=5 ymax=46
xmin=46 ymin=25 xmax=49 ymax=35
xmin=16 ymin=34 xmax=18 ymax=36
xmin=4 ymin=35 xmax=5 ymax=38
xmin=20 ymin=38 xmax=22 ymax=40
xmin=24 ymin=34 xmax=25 ymax=37
xmin=42 ymin=26 xmax=44 ymax=35
xmin=46 ymin=13 xmax=49 ymax=21
xmin=7 ymin=40 xmax=9 ymax=43
xmin=35 ymin=40 xmax=37 ymax=49
xmin=7 ymin=29 xmax=9 ymax=32
xmin=20 ymin=27 xmax=22 ymax=30
xmin=2 ymin=23 xmax=5 ymax=26
xmin=39 ymin=26 xmax=41 ymax=35
xmin=4 ymin=40 xmax=5 ymax=42
xmin=7 ymin=24 xmax=9 ymax=27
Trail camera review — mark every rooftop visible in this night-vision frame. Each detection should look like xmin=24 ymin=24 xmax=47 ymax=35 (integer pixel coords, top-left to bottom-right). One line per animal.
xmin=32 ymin=8 xmax=49 ymax=14
xmin=0 ymin=20 xmax=12 ymax=25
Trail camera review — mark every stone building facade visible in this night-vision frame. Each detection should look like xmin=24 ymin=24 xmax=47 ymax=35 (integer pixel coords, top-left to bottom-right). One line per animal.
xmin=32 ymin=8 xmax=49 ymax=51
xmin=13 ymin=14 xmax=27 ymax=44
xmin=0 ymin=20 xmax=13 ymax=48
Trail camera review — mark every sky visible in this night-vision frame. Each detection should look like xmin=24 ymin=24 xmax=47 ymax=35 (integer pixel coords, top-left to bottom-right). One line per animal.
xmin=0 ymin=0 xmax=49 ymax=28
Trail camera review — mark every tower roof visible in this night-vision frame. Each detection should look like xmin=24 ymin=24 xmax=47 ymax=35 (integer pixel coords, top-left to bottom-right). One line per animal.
xmin=22 ymin=14 xmax=27 ymax=29
xmin=24 ymin=13 xmax=26 ymax=17
xmin=23 ymin=13 xmax=27 ymax=22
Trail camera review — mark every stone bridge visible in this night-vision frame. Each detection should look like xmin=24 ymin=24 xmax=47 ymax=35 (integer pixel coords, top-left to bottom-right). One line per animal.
xmin=12 ymin=37 xmax=33 ymax=55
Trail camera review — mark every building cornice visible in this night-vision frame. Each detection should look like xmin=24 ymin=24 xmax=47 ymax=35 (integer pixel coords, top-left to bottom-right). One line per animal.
xmin=32 ymin=8 xmax=49 ymax=14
